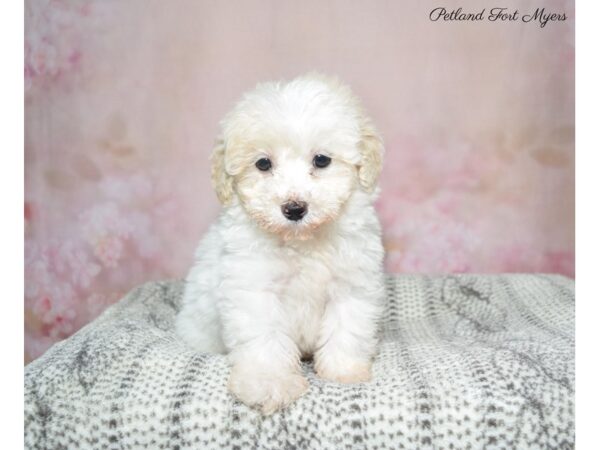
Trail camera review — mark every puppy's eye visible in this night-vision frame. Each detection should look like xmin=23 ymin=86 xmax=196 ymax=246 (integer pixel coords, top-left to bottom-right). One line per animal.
xmin=255 ymin=158 xmax=272 ymax=171
xmin=313 ymin=154 xmax=331 ymax=169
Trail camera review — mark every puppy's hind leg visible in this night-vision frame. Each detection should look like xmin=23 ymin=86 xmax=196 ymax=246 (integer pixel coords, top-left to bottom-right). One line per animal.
xmin=176 ymin=290 xmax=226 ymax=354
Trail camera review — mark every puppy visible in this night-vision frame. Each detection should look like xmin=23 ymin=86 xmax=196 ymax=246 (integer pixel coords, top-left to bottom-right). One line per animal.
xmin=176 ymin=73 xmax=385 ymax=414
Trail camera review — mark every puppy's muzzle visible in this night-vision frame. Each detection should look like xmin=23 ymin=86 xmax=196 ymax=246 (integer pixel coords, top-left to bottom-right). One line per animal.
xmin=281 ymin=201 xmax=308 ymax=222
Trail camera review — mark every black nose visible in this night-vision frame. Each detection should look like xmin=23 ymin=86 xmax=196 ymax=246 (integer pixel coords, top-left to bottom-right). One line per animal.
xmin=281 ymin=201 xmax=308 ymax=221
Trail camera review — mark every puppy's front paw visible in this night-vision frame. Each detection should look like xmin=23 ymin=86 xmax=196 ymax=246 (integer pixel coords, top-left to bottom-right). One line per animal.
xmin=315 ymin=356 xmax=372 ymax=384
xmin=228 ymin=366 xmax=309 ymax=414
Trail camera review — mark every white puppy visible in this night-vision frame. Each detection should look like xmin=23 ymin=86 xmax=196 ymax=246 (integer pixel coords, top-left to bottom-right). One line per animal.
xmin=176 ymin=73 xmax=385 ymax=414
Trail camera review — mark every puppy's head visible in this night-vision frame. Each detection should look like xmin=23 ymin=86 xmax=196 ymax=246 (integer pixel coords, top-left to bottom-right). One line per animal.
xmin=211 ymin=73 xmax=383 ymax=240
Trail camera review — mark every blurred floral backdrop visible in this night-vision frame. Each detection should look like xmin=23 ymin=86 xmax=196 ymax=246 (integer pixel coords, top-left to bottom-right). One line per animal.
xmin=25 ymin=0 xmax=574 ymax=362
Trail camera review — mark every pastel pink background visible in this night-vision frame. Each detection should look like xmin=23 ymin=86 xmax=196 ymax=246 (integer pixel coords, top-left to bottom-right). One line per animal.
xmin=25 ymin=0 xmax=575 ymax=362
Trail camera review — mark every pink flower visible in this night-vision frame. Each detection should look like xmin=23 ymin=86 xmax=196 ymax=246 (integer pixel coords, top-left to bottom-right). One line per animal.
xmin=60 ymin=243 xmax=101 ymax=288
xmin=92 ymin=235 xmax=124 ymax=268
xmin=24 ymin=0 xmax=95 ymax=91
xmin=79 ymin=203 xmax=133 ymax=241
xmin=24 ymin=242 xmax=51 ymax=299
xmin=30 ymin=281 xmax=78 ymax=339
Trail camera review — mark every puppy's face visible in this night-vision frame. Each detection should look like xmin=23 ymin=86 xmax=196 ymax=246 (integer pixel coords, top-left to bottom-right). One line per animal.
xmin=211 ymin=74 xmax=383 ymax=240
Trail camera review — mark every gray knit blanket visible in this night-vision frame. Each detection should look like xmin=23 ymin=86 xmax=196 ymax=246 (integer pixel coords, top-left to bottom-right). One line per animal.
xmin=24 ymin=274 xmax=575 ymax=449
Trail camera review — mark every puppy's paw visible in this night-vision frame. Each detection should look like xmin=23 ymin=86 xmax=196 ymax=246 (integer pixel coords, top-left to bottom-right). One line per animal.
xmin=228 ymin=367 xmax=309 ymax=415
xmin=315 ymin=356 xmax=372 ymax=384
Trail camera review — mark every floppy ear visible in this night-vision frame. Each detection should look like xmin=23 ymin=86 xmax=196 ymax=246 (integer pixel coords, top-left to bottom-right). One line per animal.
xmin=210 ymin=137 xmax=234 ymax=205
xmin=357 ymin=117 xmax=384 ymax=192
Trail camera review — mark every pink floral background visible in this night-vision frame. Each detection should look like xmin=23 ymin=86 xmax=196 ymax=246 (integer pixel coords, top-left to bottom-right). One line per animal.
xmin=24 ymin=0 xmax=575 ymax=362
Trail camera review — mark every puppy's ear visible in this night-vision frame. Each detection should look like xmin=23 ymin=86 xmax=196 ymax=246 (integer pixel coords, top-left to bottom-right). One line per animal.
xmin=357 ymin=117 xmax=384 ymax=192
xmin=210 ymin=137 xmax=234 ymax=205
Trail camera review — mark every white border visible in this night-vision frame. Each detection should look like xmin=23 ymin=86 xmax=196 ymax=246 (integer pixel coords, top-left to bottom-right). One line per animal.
xmin=1 ymin=0 xmax=24 ymax=447
xmin=576 ymin=0 xmax=600 ymax=447
xmin=11 ymin=0 xmax=590 ymax=447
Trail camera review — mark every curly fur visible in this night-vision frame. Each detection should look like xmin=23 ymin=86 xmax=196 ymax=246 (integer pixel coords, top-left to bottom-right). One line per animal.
xmin=176 ymin=73 xmax=385 ymax=414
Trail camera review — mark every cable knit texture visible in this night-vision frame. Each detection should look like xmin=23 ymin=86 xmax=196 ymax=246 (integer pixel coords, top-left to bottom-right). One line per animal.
xmin=25 ymin=274 xmax=574 ymax=449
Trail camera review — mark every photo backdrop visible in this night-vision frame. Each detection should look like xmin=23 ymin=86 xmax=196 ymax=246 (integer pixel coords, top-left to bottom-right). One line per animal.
xmin=25 ymin=0 xmax=575 ymax=362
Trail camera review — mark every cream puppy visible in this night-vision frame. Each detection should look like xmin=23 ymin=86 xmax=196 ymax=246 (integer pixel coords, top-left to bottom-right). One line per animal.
xmin=176 ymin=73 xmax=385 ymax=414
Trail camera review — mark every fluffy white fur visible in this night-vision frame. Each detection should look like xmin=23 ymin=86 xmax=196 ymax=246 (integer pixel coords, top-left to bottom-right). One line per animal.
xmin=176 ymin=73 xmax=385 ymax=414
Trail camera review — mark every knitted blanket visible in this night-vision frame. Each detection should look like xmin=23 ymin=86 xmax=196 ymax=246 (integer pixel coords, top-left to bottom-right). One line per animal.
xmin=24 ymin=275 xmax=575 ymax=449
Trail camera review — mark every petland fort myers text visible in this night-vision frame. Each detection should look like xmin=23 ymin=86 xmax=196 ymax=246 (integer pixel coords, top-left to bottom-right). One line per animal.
xmin=429 ymin=7 xmax=567 ymax=28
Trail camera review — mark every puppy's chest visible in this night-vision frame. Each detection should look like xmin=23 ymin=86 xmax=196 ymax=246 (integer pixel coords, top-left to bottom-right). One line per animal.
xmin=278 ymin=250 xmax=337 ymax=353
